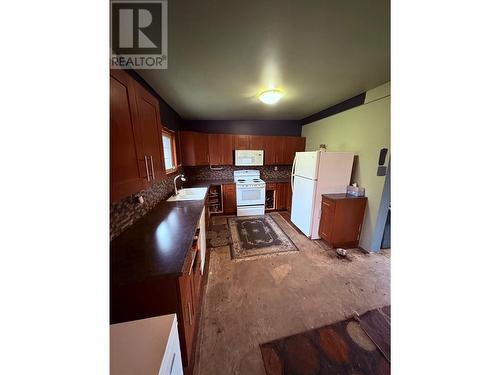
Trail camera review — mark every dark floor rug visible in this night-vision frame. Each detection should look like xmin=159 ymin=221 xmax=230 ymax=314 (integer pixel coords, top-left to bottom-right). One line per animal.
xmin=260 ymin=306 xmax=391 ymax=375
xmin=206 ymin=224 xmax=230 ymax=248
xmin=227 ymin=215 xmax=298 ymax=260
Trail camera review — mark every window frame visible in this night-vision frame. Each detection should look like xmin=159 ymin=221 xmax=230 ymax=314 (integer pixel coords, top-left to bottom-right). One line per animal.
xmin=161 ymin=127 xmax=178 ymax=175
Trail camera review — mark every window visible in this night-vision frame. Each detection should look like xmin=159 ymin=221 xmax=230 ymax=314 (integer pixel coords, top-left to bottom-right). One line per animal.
xmin=162 ymin=128 xmax=177 ymax=173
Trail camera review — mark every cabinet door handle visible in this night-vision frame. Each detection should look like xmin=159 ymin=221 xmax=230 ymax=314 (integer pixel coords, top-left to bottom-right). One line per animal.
xmin=188 ymin=302 xmax=192 ymax=325
xmin=144 ymin=155 xmax=150 ymax=181
xmin=149 ymin=156 xmax=155 ymax=179
xmin=323 ymin=201 xmax=330 ymax=207
xmin=169 ymin=352 xmax=176 ymax=374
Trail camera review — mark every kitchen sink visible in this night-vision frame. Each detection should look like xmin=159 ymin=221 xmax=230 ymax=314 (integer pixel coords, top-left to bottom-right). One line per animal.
xmin=167 ymin=187 xmax=207 ymax=202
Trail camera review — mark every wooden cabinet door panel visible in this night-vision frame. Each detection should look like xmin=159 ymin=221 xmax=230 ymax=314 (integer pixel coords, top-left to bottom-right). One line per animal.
xmin=319 ymin=199 xmax=335 ymax=243
xmin=110 ymin=70 xmax=146 ymax=202
xmin=195 ymin=132 xmax=210 ymax=165
xmin=209 ymin=133 xmax=233 ymax=165
xmin=234 ymin=135 xmax=250 ymax=149
xmin=208 ymin=133 xmax=222 ymax=165
xmin=332 ymin=199 xmax=367 ymax=246
xmin=249 ymin=135 xmax=266 ymax=150
xmin=133 ymin=83 xmax=165 ymax=181
xmin=264 ymin=138 xmax=275 ymax=165
xmin=223 ymin=184 xmax=236 ymax=214
xmin=276 ymin=183 xmax=287 ymax=210
xmin=177 ymin=274 xmax=195 ymax=366
xmin=180 ymin=131 xmax=209 ymax=166
xmin=284 ymin=137 xmax=307 ymax=165
xmin=220 ymin=134 xmax=234 ymax=165
xmin=272 ymin=137 xmax=286 ymax=164
xmin=180 ymin=131 xmax=196 ymax=166
xmin=285 ymin=182 xmax=292 ymax=212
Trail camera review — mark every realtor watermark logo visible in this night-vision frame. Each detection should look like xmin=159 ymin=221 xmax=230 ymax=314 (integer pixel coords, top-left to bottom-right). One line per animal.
xmin=110 ymin=0 xmax=168 ymax=69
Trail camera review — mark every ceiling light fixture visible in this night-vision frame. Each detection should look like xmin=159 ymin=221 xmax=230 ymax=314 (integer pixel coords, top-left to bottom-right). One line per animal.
xmin=258 ymin=89 xmax=283 ymax=105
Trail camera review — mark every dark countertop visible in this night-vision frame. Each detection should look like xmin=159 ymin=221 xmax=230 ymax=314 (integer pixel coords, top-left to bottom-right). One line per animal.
xmin=262 ymin=178 xmax=291 ymax=183
xmin=111 ymin=191 xmax=209 ymax=286
xmin=322 ymin=193 xmax=367 ymax=201
xmin=111 ymin=177 xmax=293 ymax=286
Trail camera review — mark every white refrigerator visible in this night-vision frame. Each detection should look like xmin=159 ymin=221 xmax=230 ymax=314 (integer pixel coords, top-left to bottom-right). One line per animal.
xmin=291 ymin=151 xmax=354 ymax=239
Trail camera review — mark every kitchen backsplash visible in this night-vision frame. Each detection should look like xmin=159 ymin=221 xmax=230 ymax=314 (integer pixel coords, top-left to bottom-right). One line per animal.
xmin=110 ymin=169 xmax=184 ymax=240
xmin=183 ymin=165 xmax=292 ymax=181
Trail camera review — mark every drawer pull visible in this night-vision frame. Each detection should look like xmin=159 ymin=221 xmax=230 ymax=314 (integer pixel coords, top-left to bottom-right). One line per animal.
xmin=188 ymin=303 xmax=192 ymax=325
xmin=169 ymin=352 xmax=176 ymax=374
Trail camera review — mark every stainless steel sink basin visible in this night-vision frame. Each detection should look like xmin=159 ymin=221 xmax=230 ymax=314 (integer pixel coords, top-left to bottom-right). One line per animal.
xmin=167 ymin=187 xmax=207 ymax=201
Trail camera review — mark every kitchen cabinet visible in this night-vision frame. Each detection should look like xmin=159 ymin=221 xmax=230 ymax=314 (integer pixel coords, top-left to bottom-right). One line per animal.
xmin=275 ymin=182 xmax=288 ymax=210
xmin=180 ymin=131 xmax=210 ymax=166
xmin=264 ymin=182 xmax=289 ymax=211
xmin=223 ymin=183 xmax=236 ymax=214
xmin=284 ymin=136 xmax=306 ymax=164
xmin=286 ymin=181 xmax=293 ymax=212
xmin=234 ymin=135 xmax=250 ymax=149
xmin=111 ymin=207 xmax=207 ymax=374
xmin=249 ymin=135 xmax=266 ymax=150
xmin=208 ymin=133 xmax=233 ymax=165
xmin=110 ymin=69 xmax=166 ymax=203
xmin=133 ymin=82 xmax=166 ymax=181
xmin=110 ymin=70 xmax=146 ymax=202
xmin=319 ymin=194 xmax=367 ymax=248
xmin=264 ymin=137 xmax=287 ymax=165
xmin=178 ymin=131 xmax=304 ymax=166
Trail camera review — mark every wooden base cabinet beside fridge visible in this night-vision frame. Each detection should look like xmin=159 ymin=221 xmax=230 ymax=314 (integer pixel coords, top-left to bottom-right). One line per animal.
xmin=318 ymin=194 xmax=367 ymax=248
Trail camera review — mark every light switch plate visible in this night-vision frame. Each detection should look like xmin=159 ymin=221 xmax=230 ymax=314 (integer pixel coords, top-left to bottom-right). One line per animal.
xmin=377 ymin=166 xmax=387 ymax=176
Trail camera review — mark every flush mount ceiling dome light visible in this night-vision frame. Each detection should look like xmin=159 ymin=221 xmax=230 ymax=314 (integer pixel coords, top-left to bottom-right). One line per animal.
xmin=258 ymin=89 xmax=283 ymax=105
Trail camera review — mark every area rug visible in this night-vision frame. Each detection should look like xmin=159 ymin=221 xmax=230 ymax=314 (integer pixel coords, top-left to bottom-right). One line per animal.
xmin=260 ymin=306 xmax=391 ymax=375
xmin=227 ymin=215 xmax=298 ymax=260
xmin=206 ymin=224 xmax=230 ymax=248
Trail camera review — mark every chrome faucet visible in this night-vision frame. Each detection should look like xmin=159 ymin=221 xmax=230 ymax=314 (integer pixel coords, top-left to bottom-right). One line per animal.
xmin=174 ymin=174 xmax=186 ymax=195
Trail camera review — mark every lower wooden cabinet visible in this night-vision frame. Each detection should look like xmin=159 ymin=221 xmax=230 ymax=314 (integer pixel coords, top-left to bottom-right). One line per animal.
xmin=318 ymin=194 xmax=367 ymax=248
xmin=264 ymin=182 xmax=290 ymax=211
xmin=111 ymin=211 xmax=207 ymax=374
xmin=286 ymin=181 xmax=293 ymax=212
xmin=223 ymin=183 xmax=236 ymax=214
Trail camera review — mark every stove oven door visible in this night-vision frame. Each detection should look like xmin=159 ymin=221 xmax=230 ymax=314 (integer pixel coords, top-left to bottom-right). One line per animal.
xmin=236 ymin=186 xmax=265 ymax=207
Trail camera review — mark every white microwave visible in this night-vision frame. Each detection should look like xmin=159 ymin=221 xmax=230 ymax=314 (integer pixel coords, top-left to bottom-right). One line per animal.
xmin=234 ymin=150 xmax=264 ymax=166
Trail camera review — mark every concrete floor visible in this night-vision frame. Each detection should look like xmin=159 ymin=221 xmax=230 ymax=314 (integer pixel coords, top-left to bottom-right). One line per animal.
xmin=193 ymin=212 xmax=390 ymax=375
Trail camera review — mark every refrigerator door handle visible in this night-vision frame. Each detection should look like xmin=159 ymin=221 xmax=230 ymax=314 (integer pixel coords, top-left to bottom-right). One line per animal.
xmin=291 ymin=154 xmax=297 ymax=193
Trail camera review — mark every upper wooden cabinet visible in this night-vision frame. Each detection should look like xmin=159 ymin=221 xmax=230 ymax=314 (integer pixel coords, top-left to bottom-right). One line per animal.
xmin=249 ymin=135 xmax=266 ymax=150
xmin=208 ymin=133 xmax=233 ymax=165
xmin=110 ymin=70 xmax=166 ymax=203
xmin=180 ymin=131 xmax=305 ymax=166
xmin=180 ymin=131 xmax=210 ymax=166
xmin=110 ymin=70 xmax=146 ymax=202
xmin=233 ymin=135 xmax=250 ymax=149
xmin=133 ymin=83 xmax=165 ymax=180
xmin=284 ymin=136 xmax=306 ymax=164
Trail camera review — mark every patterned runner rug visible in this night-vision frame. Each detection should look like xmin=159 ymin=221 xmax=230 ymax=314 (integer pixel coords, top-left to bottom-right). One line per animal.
xmin=227 ymin=215 xmax=298 ymax=260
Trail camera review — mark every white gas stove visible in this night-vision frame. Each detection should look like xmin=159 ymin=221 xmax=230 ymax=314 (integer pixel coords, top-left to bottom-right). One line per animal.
xmin=234 ymin=170 xmax=266 ymax=216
